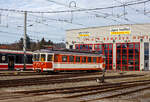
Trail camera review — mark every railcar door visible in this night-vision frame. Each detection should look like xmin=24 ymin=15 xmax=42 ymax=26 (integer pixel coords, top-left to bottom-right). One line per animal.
xmin=8 ymin=56 xmax=15 ymax=70
xmin=47 ymin=54 xmax=53 ymax=70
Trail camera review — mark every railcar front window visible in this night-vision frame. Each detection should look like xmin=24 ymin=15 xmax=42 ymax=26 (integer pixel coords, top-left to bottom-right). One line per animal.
xmin=41 ymin=54 xmax=45 ymax=61
xmin=33 ymin=54 xmax=36 ymax=61
xmin=37 ymin=54 xmax=40 ymax=61
xmin=48 ymin=55 xmax=53 ymax=61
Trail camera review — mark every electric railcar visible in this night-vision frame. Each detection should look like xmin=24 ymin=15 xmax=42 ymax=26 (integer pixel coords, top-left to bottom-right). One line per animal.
xmin=0 ymin=49 xmax=33 ymax=70
xmin=33 ymin=50 xmax=105 ymax=72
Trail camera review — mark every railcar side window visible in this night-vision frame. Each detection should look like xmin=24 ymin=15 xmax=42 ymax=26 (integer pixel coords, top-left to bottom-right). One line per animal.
xmin=82 ymin=57 xmax=86 ymax=62
xmin=76 ymin=56 xmax=80 ymax=62
xmin=0 ymin=55 xmax=2 ymax=63
xmin=1 ymin=55 xmax=7 ymax=63
xmin=54 ymin=55 xmax=58 ymax=62
xmin=16 ymin=55 xmax=23 ymax=64
xmin=27 ymin=55 xmax=32 ymax=64
xmin=48 ymin=55 xmax=53 ymax=61
xmin=88 ymin=57 xmax=92 ymax=62
xmin=62 ymin=56 xmax=67 ymax=62
xmin=93 ymin=57 xmax=97 ymax=63
xmin=69 ymin=56 xmax=74 ymax=62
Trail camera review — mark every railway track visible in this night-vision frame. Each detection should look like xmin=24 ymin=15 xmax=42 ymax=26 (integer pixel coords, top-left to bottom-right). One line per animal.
xmin=32 ymin=79 xmax=150 ymax=102
xmin=0 ymin=74 xmax=143 ymax=88
xmin=0 ymin=79 xmax=150 ymax=101
xmin=0 ymin=71 xmax=98 ymax=76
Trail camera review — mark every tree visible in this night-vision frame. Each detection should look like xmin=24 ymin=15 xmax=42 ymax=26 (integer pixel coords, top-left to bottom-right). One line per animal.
xmin=26 ymin=35 xmax=31 ymax=49
xmin=40 ymin=37 xmax=46 ymax=49
xmin=17 ymin=35 xmax=31 ymax=50
xmin=18 ymin=38 xmax=23 ymax=50
xmin=47 ymin=40 xmax=53 ymax=45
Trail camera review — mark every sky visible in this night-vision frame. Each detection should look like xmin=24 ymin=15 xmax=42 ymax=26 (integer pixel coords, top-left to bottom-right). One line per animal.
xmin=0 ymin=0 xmax=150 ymax=43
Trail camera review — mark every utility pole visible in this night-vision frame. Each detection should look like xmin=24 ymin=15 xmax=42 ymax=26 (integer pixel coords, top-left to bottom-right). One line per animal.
xmin=23 ymin=11 xmax=27 ymax=71
xmin=101 ymin=44 xmax=106 ymax=83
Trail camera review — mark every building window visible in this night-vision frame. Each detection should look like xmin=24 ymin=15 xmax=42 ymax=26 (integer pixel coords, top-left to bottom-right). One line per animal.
xmin=75 ymin=45 xmax=79 ymax=49
xmin=94 ymin=43 xmax=113 ymax=70
xmin=69 ymin=45 xmax=73 ymax=49
xmin=89 ymin=45 xmax=92 ymax=49
xmin=76 ymin=44 xmax=94 ymax=51
xmin=116 ymin=42 xmax=140 ymax=71
xmin=144 ymin=43 xmax=149 ymax=70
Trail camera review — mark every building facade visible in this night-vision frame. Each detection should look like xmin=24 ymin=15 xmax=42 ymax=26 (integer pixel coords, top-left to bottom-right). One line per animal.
xmin=66 ymin=23 xmax=150 ymax=71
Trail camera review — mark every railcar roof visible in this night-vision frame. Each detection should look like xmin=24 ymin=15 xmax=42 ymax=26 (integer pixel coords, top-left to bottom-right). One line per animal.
xmin=0 ymin=49 xmax=33 ymax=54
xmin=33 ymin=49 xmax=104 ymax=57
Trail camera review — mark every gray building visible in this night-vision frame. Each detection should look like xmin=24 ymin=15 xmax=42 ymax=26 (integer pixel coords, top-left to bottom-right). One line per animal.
xmin=66 ymin=23 xmax=150 ymax=71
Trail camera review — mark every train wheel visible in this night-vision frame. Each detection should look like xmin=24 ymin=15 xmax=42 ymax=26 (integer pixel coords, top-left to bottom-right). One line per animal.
xmin=37 ymin=70 xmax=41 ymax=73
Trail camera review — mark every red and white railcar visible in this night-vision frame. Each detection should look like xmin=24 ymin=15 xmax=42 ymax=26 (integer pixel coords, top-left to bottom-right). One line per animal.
xmin=0 ymin=49 xmax=33 ymax=70
xmin=33 ymin=50 xmax=105 ymax=72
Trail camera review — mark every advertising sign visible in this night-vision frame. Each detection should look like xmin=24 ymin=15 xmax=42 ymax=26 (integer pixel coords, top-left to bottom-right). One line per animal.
xmin=78 ymin=32 xmax=90 ymax=37
xmin=110 ymin=27 xmax=131 ymax=35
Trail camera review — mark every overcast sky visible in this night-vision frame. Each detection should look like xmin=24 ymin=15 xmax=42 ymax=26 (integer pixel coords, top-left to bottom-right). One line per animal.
xmin=0 ymin=0 xmax=150 ymax=43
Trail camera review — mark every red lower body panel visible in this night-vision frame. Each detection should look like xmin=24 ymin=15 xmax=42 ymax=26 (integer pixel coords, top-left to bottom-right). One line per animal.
xmin=54 ymin=68 xmax=102 ymax=71
xmin=0 ymin=64 xmax=33 ymax=70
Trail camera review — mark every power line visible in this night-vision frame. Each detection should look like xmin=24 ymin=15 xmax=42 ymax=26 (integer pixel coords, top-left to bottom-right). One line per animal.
xmin=0 ymin=0 xmax=150 ymax=13
xmin=112 ymin=0 xmax=150 ymax=31
xmin=28 ymin=13 xmax=87 ymax=27
xmin=46 ymin=0 xmax=123 ymax=25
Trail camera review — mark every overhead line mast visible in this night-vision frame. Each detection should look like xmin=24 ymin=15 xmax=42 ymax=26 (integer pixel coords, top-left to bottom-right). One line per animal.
xmin=23 ymin=11 xmax=27 ymax=71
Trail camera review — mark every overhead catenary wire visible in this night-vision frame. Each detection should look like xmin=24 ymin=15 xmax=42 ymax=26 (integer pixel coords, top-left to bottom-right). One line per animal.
xmin=0 ymin=0 xmax=150 ymax=43
xmin=112 ymin=0 xmax=150 ymax=31
xmin=0 ymin=0 xmax=149 ymax=13
xmin=0 ymin=13 xmax=66 ymax=42
xmin=46 ymin=0 xmax=150 ymax=26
